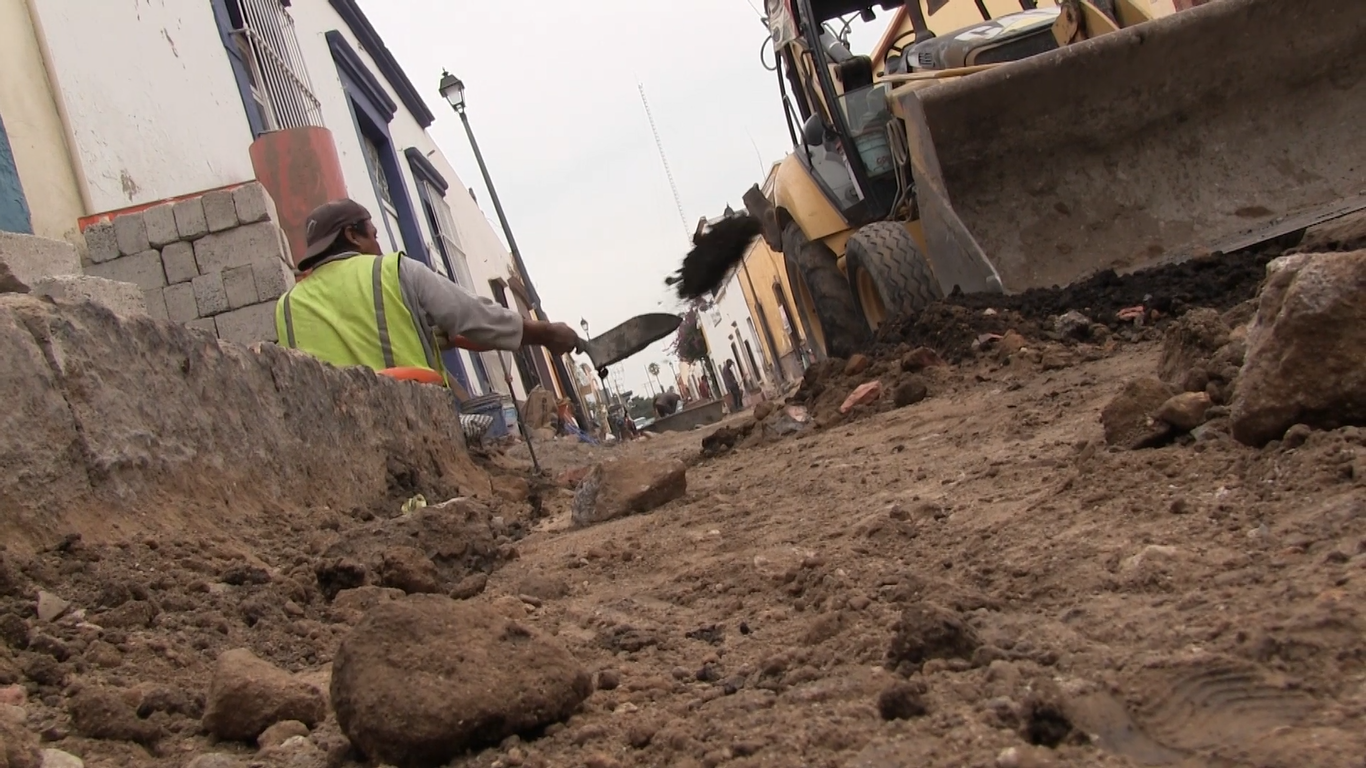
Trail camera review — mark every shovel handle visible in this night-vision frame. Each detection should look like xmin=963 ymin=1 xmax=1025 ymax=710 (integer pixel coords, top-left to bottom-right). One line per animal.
xmin=448 ymin=334 xmax=590 ymax=356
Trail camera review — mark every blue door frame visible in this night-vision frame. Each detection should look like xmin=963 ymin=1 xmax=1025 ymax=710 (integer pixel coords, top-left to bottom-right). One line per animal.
xmin=0 ymin=113 xmax=32 ymax=235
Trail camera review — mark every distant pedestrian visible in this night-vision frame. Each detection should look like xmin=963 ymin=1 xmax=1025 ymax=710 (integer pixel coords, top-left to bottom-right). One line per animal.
xmin=722 ymin=360 xmax=743 ymax=413
xmin=654 ymin=388 xmax=681 ymax=418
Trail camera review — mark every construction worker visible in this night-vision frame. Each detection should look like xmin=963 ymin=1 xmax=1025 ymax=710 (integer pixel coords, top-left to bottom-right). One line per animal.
xmin=275 ymin=199 xmax=578 ymax=379
xmin=653 ymin=388 xmax=681 ymax=418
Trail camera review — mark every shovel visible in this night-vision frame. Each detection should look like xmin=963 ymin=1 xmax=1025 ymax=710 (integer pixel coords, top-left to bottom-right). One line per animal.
xmin=448 ymin=312 xmax=683 ymax=377
xmin=446 ymin=312 xmax=682 ymax=463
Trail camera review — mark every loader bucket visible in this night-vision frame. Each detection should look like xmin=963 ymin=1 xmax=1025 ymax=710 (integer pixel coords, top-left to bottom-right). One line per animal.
xmin=898 ymin=0 xmax=1366 ymax=296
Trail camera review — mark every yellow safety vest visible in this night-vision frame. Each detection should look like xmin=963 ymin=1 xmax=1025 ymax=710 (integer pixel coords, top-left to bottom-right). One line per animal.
xmin=274 ymin=252 xmax=444 ymax=378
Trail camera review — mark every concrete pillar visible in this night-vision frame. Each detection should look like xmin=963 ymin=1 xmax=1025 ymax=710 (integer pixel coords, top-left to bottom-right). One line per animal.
xmin=249 ymin=127 xmax=348 ymax=269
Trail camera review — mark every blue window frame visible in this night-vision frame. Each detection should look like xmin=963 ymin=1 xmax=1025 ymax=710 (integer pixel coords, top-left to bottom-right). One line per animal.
xmin=209 ymin=0 xmax=268 ymax=137
xmin=325 ymin=30 xmax=428 ymax=267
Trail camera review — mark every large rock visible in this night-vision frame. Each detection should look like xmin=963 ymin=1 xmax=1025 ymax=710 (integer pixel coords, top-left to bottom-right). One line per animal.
xmin=0 ymin=295 xmax=491 ymax=553
xmin=1232 ymin=251 xmax=1366 ymax=446
xmin=331 ymin=595 xmax=592 ymax=767
xmin=29 ymin=276 xmax=147 ymax=318
xmin=379 ymin=547 xmax=441 ymax=595
xmin=1155 ymin=392 xmax=1213 ymax=432
xmin=571 ymin=457 xmax=687 ymax=527
xmin=1101 ymin=377 xmax=1177 ymax=449
xmin=0 ymin=233 xmax=80 ymax=287
xmin=202 ymin=649 xmax=326 ymax=742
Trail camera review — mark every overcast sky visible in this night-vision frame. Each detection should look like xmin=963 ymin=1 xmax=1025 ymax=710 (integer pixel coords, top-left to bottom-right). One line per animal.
xmin=356 ymin=0 xmax=886 ymax=399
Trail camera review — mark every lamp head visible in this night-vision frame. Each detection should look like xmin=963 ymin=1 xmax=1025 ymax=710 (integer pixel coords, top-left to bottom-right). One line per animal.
xmin=439 ymin=70 xmax=466 ymax=112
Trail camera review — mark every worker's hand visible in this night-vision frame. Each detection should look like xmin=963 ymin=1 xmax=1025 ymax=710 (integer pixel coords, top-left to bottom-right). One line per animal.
xmin=524 ymin=320 xmax=581 ymax=356
xmin=544 ymin=323 xmax=581 ymax=355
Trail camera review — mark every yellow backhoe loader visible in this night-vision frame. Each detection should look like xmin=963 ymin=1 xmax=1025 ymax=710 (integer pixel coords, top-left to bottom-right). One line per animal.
xmin=742 ymin=0 xmax=1366 ymax=359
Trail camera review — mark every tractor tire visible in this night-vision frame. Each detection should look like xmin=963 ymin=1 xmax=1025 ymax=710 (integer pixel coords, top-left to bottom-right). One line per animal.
xmin=845 ymin=221 xmax=943 ymax=332
xmin=782 ymin=222 xmax=869 ymax=359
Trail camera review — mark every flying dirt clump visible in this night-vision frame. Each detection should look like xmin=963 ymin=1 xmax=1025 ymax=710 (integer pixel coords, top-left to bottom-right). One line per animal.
xmin=330 ymin=595 xmax=592 ymax=767
xmin=666 ymin=214 xmax=762 ymax=300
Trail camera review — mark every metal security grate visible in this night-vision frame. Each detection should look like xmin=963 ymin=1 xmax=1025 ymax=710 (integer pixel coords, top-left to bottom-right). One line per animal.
xmin=232 ymin=0 xmax=324 ymax=131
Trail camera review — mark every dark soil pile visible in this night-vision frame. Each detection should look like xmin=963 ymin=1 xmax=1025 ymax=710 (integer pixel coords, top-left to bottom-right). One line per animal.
xmin=872 ymin=243 xmax=1285 ymax=363
xmin=943 ymin=245 xmax=1284 ymax=329
xmin=874 ymin=305 xmax=1039 ymax=363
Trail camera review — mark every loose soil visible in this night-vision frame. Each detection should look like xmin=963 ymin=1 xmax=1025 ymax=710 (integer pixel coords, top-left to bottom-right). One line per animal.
xmin=876 ymin=240 xmax=1290 ymax=361
xmin=3 ymin=243 xmax=1364 ymax=768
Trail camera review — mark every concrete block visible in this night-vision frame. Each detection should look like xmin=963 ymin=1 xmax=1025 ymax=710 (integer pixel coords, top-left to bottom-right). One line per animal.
xmin=29 ymin=275 xmax=148 ymax=318
xmin=193 ymin=221 xmax=286 ymax=276
xmin=253 ymin=257 xmax=295 ymax=301
xmin=143 ymin=288 xmax=169 ymax=321
xmin=113 ymin=212 xmax=149 ymax=256
xmin=223 ymin=264 xmax=259 ymax=309
xmin=85 ymin=250 xmax=166 ymax=291
xmin=143 ymin=203 xmax=180 ymax=248
xmin=161 ymin=241 xmax=198 ymax=284
xmin=83 ymin=222 xmax=120 ymax=264
xmin=215 ymin=301 xmax=278 ymax=344
xmin=185 ymin=317 xmax=218 ymax=338
xmin=233 ymin=182 xmax=277 ymax=225
xmin=0 ymin=231 xmax=81 ymax=284
xmin=202 ymin=190 xmax=238 ymax=233
xmin=173 ymin=198 xmax=208 ymax=239
xmin=192 ymin=271 xmax=228 ymax=317
xmin=271 ymin=228 xmax=295 ymax=273
xmin=163 ymin=282 xmax=199 ymax=323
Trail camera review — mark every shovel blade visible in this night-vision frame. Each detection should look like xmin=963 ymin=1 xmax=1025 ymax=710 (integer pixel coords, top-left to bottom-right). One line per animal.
xmin=585 ymin=313 xmax=682 ymax=371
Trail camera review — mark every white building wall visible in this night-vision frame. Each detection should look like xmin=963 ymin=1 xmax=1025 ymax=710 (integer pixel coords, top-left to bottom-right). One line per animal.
xmin=27 ymin=0 xmax=256 ymax=214
xmin=701 ymin=272 xmax=771 ymax=393
xmin=18 ymin=0 xmax=530 ymax=399
xmin=0 ymin=0 xmax=86 ymax=244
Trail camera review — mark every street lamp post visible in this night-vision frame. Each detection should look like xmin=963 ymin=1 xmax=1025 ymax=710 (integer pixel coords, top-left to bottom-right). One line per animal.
xmin=440 ymin=71 xmax=588 ymax=433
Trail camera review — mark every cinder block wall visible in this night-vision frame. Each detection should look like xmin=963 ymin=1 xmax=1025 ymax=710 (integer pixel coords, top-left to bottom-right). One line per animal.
xmin=80 ymin=182 xmax=296 ymax=344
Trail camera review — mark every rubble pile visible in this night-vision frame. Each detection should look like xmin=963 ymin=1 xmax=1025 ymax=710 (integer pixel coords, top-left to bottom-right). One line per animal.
xmin=1098 ymin=215 xmax=1366 ymax=450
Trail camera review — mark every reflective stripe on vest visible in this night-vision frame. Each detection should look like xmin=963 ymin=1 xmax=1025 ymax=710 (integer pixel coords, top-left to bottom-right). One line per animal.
xmin=274 ymin=253 xmax=441 ymax=374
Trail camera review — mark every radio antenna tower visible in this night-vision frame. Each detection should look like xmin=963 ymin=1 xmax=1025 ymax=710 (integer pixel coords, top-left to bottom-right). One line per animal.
xmin=638 ymin=82 xmax=692 ymax=244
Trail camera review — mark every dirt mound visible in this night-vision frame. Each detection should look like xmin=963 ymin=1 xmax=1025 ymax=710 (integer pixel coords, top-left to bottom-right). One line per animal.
xmin=945 ymin=244 xmax=1286 ymax=329
xmin=875 ymin=305 xmax=1040 ymax=363
xmin=869 ymin=243 xmax=1285 ymax=366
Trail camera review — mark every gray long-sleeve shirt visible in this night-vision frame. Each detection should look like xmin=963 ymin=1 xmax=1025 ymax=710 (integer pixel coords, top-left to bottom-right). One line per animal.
xmin=313 ymin=251 xmax=525 ymax=350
